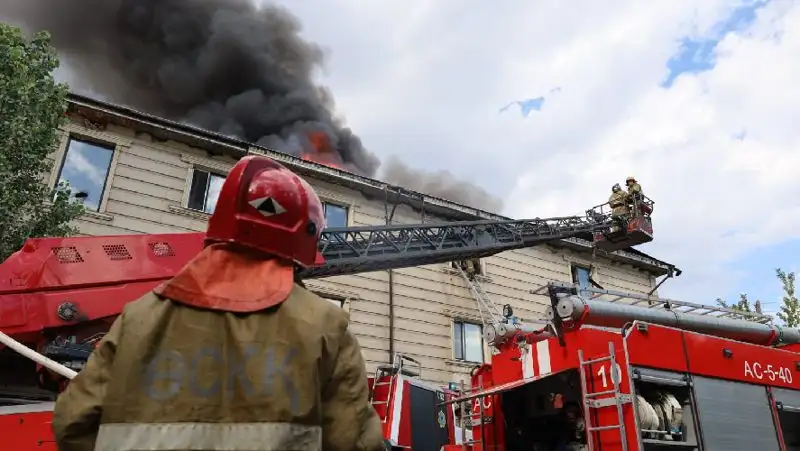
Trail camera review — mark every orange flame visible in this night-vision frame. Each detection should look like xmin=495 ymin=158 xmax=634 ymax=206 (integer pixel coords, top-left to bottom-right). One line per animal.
xmin=300 ymin=131 xmax=347 ymax=171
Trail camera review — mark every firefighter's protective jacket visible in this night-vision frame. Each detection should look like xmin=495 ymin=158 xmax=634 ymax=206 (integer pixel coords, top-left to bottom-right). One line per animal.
xmin=608 ymin=190 xmax=629 ymax=216
xmin=51 ymin=253 xmax=384 ymax=451
xmin=627 ymin=182 xmax=643 ymax=197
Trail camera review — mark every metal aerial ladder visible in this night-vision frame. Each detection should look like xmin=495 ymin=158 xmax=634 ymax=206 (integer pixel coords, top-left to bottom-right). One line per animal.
xmin=299 ymin=215 xmax=619 ymax=279
xmin=452 ymin=263 xmax=505 ymax=334
xmin=300 ymin=215 xmax=626 ymax=335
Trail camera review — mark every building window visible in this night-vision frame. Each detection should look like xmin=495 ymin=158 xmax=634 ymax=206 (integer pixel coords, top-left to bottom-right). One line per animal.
xmin=188 ymin=169 xmax=225 ymax=214
xmin=571 ymin=264 xmax=592 ymax=297
xmin=55 ymin=136 xmax=115 ymax=211
xmin=453 ymin=321 xmax=484 ymax=363
xmin=323 ymin=202 xmax=348 ymax=228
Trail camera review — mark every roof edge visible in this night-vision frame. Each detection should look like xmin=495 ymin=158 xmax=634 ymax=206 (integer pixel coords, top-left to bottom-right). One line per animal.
xmin=65 ymin=92 xmax=677 ymax=276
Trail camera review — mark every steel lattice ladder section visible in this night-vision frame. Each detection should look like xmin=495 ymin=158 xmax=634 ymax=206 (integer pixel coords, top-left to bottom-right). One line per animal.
xmin=578 ymin=341 xmax=633 ymax=451
xmin=298 ymin=215 xmax=620 ymax=279
xmin=453 ymin=264 xmax=503 ymax=330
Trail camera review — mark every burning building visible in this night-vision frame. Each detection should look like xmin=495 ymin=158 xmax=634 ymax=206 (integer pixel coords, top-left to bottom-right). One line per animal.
xmin=3 ymin=0 xmax=674 ymax=385
xmin=49 ymin=93 xmax=675 ymax=384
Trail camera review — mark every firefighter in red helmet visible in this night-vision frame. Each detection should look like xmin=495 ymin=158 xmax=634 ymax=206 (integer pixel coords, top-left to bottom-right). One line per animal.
xmin=52 ymin=156 xmax=384 ymax=451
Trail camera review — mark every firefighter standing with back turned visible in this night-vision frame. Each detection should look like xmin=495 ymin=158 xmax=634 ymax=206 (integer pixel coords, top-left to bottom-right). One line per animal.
xmin=51 ymin=156 xmax=385 ymax=451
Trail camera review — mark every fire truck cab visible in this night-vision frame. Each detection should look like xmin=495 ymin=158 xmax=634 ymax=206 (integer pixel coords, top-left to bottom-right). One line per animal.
xmin=447 ymin=288 xmax=800 ymax=451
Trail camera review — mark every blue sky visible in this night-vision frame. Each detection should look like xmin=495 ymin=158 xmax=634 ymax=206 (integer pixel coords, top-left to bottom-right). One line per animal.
xmin=507 ymin=2 xmax=771 ymax=114
xmin=724 ymin=239 xmax=800 ymax=315
xmin=663 ymin=0 xmax=771 ymax=87
xmin=657 ymin=0 xmax=796 ymax=313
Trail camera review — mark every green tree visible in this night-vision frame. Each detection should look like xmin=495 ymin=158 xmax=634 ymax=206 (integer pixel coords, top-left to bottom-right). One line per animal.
xmin=776 ymin=268 xmax=800 ymax=327
xmin=0 ymin=24 xmax=84 ymax=262
xmin=716 ymin=293 xmax=762 ymax=316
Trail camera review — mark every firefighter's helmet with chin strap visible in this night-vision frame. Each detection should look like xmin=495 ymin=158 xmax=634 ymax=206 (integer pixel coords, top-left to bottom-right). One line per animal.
xmin=205 ymin=155 xmax=326 ymax=267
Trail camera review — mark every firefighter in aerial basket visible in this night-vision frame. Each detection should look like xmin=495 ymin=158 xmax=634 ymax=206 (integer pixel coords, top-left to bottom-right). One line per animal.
xmin=608 ymin=183 xmax=629 ymax=232
xmin=51 ymin=156 xmax=384 ymax=451
xmin=625 ymin=176 xmax=643 ymax=205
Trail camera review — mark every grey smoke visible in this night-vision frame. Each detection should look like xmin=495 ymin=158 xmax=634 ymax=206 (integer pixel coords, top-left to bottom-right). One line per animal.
xmin=381 ymin=157 xmax=503 ymax=214
xmin=2 ymin=0 xmax=503 ymax=213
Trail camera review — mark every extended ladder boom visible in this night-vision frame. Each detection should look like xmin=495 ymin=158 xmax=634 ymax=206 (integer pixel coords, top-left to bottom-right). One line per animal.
xmin=300 ymin=215 xmax=611 ymax=278
xmin=0 ymin=213 xmax=628 ymax=337
xmin=1 ymin=215 xmax=615 ymax=295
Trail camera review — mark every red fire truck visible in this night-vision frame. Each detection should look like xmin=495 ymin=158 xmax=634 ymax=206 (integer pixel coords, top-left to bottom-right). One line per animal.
xmin=0 ymin=196 xmax=657 ymax=450
xmin=443 ymin=283 xmax=800 ymax=451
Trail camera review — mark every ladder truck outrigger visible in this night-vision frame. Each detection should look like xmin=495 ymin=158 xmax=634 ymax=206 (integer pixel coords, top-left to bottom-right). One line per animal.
xmin=0 ymin=193 xmax=656 ymax=451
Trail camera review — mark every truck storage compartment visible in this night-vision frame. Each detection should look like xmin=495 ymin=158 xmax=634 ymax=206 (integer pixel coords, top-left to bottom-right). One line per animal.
xmin=692 ymin=376 xmax=783 ymax=451
xmin=500 ymin=370 xmax=585 ymax=451
xmin=773 ymin=387 xmax=800 ymax=451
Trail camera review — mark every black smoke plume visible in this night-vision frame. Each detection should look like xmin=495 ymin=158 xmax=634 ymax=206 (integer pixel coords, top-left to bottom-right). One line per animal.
xmin=2 ymin=0 xmax=504 ymax=213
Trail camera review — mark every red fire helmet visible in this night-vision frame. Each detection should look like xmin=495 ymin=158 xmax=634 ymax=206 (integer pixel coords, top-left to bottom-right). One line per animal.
xmin=205 ymin=155 xmax=326 ymax=267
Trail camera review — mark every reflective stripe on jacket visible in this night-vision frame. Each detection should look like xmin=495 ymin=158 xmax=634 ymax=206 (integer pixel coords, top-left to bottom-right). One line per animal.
xmin=94 ymin=422 xmax=321 ymax=451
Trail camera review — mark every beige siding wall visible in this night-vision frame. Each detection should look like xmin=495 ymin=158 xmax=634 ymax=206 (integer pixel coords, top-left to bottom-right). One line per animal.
xmin=48 ymin=118 xmax=657 ymax=384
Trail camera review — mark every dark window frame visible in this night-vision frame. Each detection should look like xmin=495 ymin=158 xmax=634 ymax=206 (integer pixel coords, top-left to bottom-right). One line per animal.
xmin=322 ymin=201 xmax=349 ymax=228
xmin=187 ymin=168 xmax=226 ymax=214
xmin=55 ymin=135 xmax=116 ymax=212
xmin=453 ymin=320 xmax=484 ymax=363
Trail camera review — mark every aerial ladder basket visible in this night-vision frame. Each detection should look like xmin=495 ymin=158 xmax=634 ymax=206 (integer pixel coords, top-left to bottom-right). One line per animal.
xmin=587 ymin=194 xmax=655 ymax=252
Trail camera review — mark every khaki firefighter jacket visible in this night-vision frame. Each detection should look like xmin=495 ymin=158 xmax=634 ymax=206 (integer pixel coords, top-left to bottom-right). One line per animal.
xmin=51 ymin=285 xmax=384 ymax=451
xmin=608 ymin=190 xmax=629 ymax=216
xmin=627 ymin=182 xmax=643 ymax=200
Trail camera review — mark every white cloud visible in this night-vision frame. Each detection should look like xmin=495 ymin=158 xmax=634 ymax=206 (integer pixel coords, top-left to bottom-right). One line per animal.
xmin=506 ymin=0 xmax=800 ymax=301
xmin=276 ymin=0 xmax=799 ymax=303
